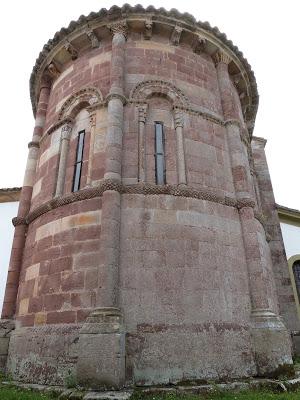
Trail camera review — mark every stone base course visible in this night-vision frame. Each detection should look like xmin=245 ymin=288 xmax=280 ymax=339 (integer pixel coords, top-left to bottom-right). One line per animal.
xmin=2 ymin=376 xmax=300 ymax=399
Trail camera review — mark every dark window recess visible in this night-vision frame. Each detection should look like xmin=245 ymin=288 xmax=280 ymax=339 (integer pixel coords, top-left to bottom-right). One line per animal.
xmin=72 ymin=130 xmax=85 ymax=192
xmin=293 ymin=261 xmax=300 ymax=300
xmin=154 ymin=122 xmax=166 ymax=185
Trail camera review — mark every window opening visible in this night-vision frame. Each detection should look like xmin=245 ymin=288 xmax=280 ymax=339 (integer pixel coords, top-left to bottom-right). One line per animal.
xmin=154 ymin=122 xmax=166 ymax=185
xmin=72 ymin=130 xmax=85 ymax=192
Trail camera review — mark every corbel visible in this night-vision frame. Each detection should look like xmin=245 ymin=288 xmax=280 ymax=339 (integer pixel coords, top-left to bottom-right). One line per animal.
xmin=170 ymin=26 xmax=183 ymax=46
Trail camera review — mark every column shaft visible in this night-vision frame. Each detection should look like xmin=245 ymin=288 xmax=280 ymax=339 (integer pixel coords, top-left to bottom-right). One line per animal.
xmin=2 ymin=85 xmax=50 ymax=319
xmin=55 ymin=123 xmax=72 ymax=196
xmin=174 ymin=109 xmax=187 ymax=185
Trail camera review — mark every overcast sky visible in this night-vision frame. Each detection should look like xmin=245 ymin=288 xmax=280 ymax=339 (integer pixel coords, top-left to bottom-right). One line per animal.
xmin=0 ymin=0 xmax=299 ymax=209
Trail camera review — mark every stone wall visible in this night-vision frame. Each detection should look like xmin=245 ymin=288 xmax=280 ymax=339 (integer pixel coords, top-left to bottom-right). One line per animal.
xmin=1 ymin=5 xmax=294 ymax=388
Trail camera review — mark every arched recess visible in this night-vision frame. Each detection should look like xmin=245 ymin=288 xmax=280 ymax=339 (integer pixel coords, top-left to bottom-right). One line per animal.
xmin=130 ymin=79 xmax=189 ymax=108
xmin=288 ymin=254 xmax=300 ymax=321
xmin=55 ymin=87 xmax=103 ymax=196
xmin=130 ymin=80 xmax=189 ymax=185
xmin=58 ymin=87 xmax=103 ymax=120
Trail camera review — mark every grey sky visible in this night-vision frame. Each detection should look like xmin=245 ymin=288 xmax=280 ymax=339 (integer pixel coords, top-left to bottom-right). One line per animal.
xmin=0 ymin=0 xmax=299 ymax=209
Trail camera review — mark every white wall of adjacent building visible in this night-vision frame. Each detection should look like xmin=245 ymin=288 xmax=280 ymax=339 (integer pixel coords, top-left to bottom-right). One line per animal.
xmin=0 ymin=202 xmax=18 ymax=312
xmin=281 ymin=222 xmax=300 ymax=259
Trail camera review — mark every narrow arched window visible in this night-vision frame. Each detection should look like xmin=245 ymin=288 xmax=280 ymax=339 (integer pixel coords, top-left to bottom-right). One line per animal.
xmin=72 ymin=130 xmax=85 ymax=192
xmin=293 ymin=260 xmax=300 ymax=300
xmin=154 ymin=122 xmax=166 ymax=185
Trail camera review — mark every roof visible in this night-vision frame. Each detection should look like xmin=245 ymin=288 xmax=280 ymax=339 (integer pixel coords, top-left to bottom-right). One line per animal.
xmin=277 ymin=204 xmax=300 ymax=225
xmin=0 ymin=188 xmax=21 ymax=203
xmin=30 ymin=4 xmax=258 ymax=134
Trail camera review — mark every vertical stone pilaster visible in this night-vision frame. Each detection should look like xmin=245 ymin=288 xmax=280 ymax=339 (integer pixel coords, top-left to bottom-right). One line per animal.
xmin=174 ymin=108 xmax=187 ymax=186
xmin=215 ymin=50 xmax=293 ymax=375
xmin=104 ymin=21 xmax=127 ymax=181
xmin=77 ymin=23 xmax=127 ymax=389
xmin=138 ymin=104 xmax=147 ymax=182
xmin=86 ymin=112 xmax=96 ymax=186
xmin=252 ymin=137 xmax=300 ymax=333
xmin=55 ymin=121 xmax=73 ymax=197
xmin=1 ymin=83 xmax=51 ymax=320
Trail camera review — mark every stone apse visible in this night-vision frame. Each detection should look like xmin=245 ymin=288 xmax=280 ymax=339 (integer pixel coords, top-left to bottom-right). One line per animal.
xmin=0 ymin=4 xmax=297 ymax=389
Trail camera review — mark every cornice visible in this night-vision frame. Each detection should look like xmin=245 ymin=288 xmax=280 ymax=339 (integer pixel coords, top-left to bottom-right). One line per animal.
xmin=30 ymin=4 xmax=258 ymax=135
xmin=277 ymin=204 xmax=300 ymax=225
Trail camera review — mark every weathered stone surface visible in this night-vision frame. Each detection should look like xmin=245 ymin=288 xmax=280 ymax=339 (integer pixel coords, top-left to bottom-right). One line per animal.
xmin=2 ymin=3 xmax=293 ymax=390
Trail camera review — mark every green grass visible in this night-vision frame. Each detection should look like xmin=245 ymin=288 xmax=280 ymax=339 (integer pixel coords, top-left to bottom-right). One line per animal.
xmin=0 ymin=383 xmax=55 ymax=400
xmin=132 ymin=391 xmax=300 ymax=400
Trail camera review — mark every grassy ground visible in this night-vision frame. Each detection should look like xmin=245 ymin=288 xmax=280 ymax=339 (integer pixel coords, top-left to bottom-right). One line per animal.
xmin=0 ymin=385 xmax=300 ymax=400
xmin=132 ymin=391 xmax=300 ymax=400
xmin=0 ymin=383 xmax=54 ymax=400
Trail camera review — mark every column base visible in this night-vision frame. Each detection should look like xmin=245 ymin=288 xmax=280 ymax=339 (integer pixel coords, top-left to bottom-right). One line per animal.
xmin=77 ymin=307 xmax=125 ymax=389
xmin=0 ymin=319 xmax=15 ymax=373
xmin=250 ymin=309 xmax=294 ymax=377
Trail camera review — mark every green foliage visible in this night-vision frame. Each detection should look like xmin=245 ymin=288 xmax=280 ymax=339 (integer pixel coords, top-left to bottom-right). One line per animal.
xmin=0 ymin=383 xmax=55 ymax=399
xmin=64 ymin=370 xmax=78 ymax=389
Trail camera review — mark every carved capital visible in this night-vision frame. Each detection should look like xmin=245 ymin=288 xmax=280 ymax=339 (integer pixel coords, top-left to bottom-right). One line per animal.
xmin=89 ymin=112 xmax=96 ymax=127
xmin=144 ymin=19 xmax=153 ymax=40
xmin=173 ymin=108 xmax=184 ymax=128
xmin=12 ymin=217 xmax=27 ymax=227
xmin=192 ymin=35 xmax=206 ymax=55
xmin=213 ymin=50 xmax=231 ymax=66
xmin=106 ymin=92 xmax=127 ymax=105
xmin=85 ymin=29 xmax=100 ymax=48
xmin=108 ymin=20 xmax=128 ymax=38
xmin=46 ymin=62 xmax=61 ymax=79
xmin=170 ymin=26 xmax=183 ymax=46
xmin=61 ymin=122 xmax=73 ymax=140
xmin=137 ymin=104 xmax=147 ymax=123
xmin=28 ymin=141 xmax=40 ymax=149
xmin=64 ymin=42 xmax=78 ymax=60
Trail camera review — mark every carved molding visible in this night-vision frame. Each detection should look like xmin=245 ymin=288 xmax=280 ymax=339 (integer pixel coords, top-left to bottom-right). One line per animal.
xmin=58 ymin=87 xmax=103 ymax=120
xmin=170 ymin=26 xmax=183 ymax=46
xmin=22 ymin=180 xmax=257 ymax=226
xmin=144 ymin=19 xmax=153 ymax=40
xmin=213 ymin=50 xmax=231 ymax=66
xmin=108 ymin=20 xmax=128 ymax=38
xmin=44 ymin=117 xmax=74 ymax=138
xmin=130 ymin=79 xmax=190 ymax=108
